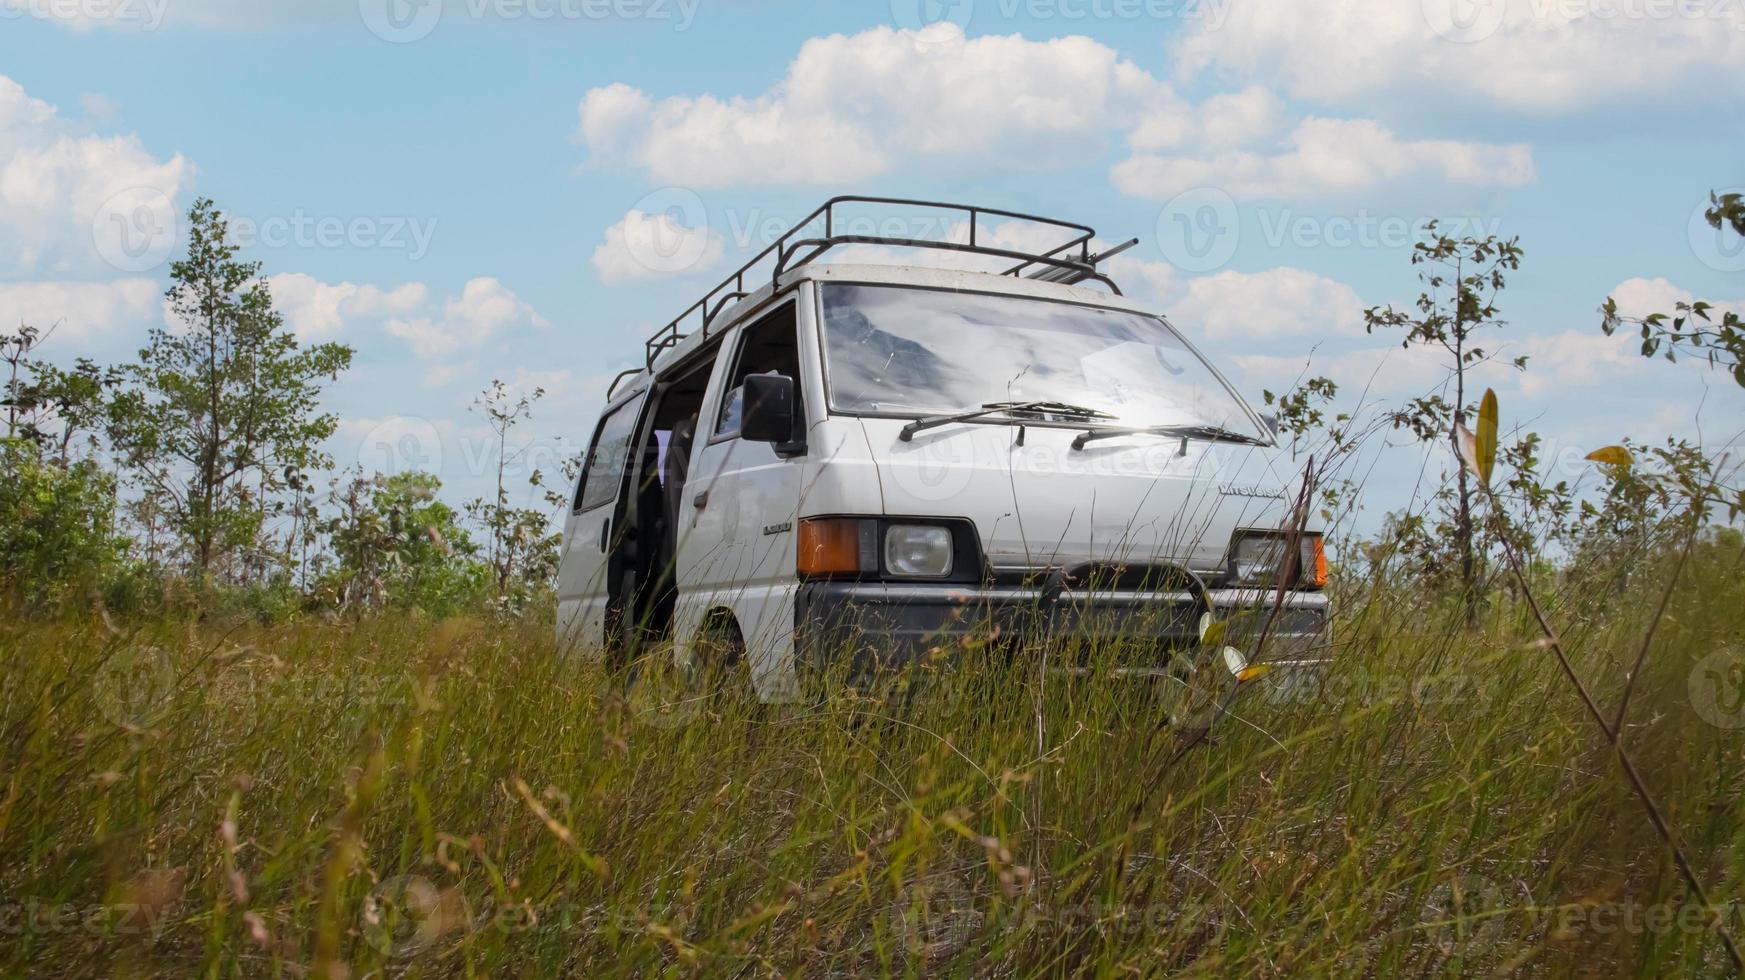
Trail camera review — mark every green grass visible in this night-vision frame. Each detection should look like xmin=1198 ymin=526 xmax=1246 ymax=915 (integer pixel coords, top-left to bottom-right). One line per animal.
xmin=3 ymin=538 xmax=1743 ymax=977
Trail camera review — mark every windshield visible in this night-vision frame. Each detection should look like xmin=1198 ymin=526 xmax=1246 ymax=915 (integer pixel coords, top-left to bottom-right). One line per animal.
xmin=819 ymin=283 xmax=1264 ymax=437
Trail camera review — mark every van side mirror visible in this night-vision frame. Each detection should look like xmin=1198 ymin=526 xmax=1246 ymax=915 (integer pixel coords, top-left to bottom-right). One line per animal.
xmin=1260 ymin=413 xmax=1281 ymax=437
xmin=740 ymin=373 xmax=796 ymax=444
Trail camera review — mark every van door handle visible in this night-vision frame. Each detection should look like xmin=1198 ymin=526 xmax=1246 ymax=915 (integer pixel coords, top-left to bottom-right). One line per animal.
xmin=693 ymin=490 xmax=709 ymax=509
xmin=599 ymin=517 xmax=610 ymax=552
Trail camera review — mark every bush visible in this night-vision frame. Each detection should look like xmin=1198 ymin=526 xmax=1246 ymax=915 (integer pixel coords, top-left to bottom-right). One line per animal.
xmin=0 ymin=437 xmax=123 ymax=607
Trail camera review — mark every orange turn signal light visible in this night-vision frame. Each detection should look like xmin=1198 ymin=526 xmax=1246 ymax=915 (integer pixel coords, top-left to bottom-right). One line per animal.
xmin=797 ymin=518 xmax=876 ymax=577
xmin=1306 ymin=535 xmax=1329 ymax=589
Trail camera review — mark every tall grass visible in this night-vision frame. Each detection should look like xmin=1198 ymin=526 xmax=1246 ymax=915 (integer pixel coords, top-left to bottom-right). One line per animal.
xmin=2 ymin=534 xmax=1743 ymax=977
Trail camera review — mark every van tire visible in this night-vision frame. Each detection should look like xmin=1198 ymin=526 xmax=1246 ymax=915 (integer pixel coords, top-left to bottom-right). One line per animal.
xmin=693 ymin=614 xmax=757 ymax=706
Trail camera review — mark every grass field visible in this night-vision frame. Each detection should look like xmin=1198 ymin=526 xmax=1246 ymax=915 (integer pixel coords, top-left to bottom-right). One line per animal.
xmin=3 ymin=534 xmax=1743 ymax=977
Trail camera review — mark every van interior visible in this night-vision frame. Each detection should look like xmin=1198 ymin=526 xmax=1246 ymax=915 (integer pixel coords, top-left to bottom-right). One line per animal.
xmin=608 ymin=300 xmax=804 ymax=656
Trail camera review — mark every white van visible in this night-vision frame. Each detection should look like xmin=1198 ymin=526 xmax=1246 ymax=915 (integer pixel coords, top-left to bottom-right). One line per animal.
xmin=557 ymin=198 xmax=1329 ymax=700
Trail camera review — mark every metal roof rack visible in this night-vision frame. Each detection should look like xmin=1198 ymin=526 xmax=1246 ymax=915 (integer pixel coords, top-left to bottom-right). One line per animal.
xmin=637 ymin=195 xmax=1138 ymax=371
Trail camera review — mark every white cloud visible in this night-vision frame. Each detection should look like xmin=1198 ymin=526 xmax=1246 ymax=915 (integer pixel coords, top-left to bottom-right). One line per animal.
xmin=1170 ymin=0 xmax=1745 ymax=113
xmin=577 ymin=25 xmax=1167 ymax=187
xmin=1608 ymin=276 xmax=1745 ymax=321
xmin=1230 ymin=342 xmax=1456 ymax=402
xmin=0 ymin=277 xmax=159 ymax=342
xmin=0 ymin=74 xmax=192 ymax=276
xmin=578 ymin=26 xmax=1539 ymax=204
xmin=385 ymin=276 xmax=549 ymax=361
xmin=267 ymin=273 xmax=427 ymax=341
xmin=1128 ymin=85 xmax=1281 ymax=153
xmin=1113 ymin=117 xmax=1534 ymax=201
xmin=591 ymin=208 xmax=725 ymax=283
xmin=1170 ymin=267 xmax=1367 ymax=341
xmin=253 ymin=272 xmax=550 ymax=381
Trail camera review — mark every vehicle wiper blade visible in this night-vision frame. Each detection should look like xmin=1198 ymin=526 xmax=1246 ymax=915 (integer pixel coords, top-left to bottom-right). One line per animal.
xmin=899 ymin=400 xmax=1115 ymax=442
xmin=1070 ymin=423 xmax=1270 ymax=451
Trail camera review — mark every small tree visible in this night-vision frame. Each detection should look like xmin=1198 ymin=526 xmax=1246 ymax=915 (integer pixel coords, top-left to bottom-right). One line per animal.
xmin=321 ymin=470 xmax=483 ymax=615
xmin=467 ymin=379 xmax=561 ymax=605
xmin=109 ymin=198 xmax=353 ymax=593
xmin=1602 ymin=190 xmax=1744 ymax=388
xmin=1364 ymin=225 xmax=1526 ymax=616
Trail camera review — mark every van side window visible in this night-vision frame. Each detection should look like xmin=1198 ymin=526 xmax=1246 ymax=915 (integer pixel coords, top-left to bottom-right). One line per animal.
xmin=715 ymin=302 xmax=802 ymax=438
xmin=574 ymin=398 xmax=642 ymax=513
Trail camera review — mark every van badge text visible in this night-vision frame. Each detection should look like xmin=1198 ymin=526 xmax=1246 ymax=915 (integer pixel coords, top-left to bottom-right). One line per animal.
xmin=1218 ymin=484 xmax=1287 ymax=500
xmin=762 ymin=521 xmax=792 ymax=536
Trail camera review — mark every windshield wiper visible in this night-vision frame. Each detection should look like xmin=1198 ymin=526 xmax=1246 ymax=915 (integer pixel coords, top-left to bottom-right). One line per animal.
xmin=1070 ymin=423 xmax=1270 ymax=451
xmin=899 ymin=400 xmax=1115 ymax=442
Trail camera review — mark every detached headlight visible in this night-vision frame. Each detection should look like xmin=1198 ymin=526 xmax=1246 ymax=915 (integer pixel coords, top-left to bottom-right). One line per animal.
xmin=1227 ymin=530 xmax=1327 ymax=589
xmin=884 ymin=524 xmax=954 ymax=578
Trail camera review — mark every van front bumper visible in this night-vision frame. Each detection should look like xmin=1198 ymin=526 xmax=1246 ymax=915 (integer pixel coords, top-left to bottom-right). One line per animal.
xmin=793 ymin=580 xmax=1330 ymax=680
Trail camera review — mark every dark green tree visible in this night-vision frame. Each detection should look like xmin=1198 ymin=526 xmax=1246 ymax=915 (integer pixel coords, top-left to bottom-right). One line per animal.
xmin=109 ymin=198 xmax=353 ymax=592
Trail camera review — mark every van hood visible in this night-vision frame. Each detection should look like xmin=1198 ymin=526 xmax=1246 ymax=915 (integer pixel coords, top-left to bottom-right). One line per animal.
xmin=860 ymin=417 xmax=1307 ymax=576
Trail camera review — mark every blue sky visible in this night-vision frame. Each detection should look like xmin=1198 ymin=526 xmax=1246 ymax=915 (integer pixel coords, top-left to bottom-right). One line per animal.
xmin=3 ymin=0 xmax=1742 ymax=525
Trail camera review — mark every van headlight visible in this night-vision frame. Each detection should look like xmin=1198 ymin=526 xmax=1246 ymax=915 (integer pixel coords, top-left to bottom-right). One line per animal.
xmin=1227 ymin=530 xmax=1327 ymax=589
xmin=883 ymin=524 xmax=954 ymax=578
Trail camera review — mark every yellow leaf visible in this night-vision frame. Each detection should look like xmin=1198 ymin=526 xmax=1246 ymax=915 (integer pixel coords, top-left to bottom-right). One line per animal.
xmin=1475 ymin=388 xmax=1498 ymax=486
xmin=1585 ymin=445 xmax=1633 ymax=467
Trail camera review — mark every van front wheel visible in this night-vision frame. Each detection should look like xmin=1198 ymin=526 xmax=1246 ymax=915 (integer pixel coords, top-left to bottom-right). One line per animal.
xmin=692 ymin=617 xmax=759 ymax=711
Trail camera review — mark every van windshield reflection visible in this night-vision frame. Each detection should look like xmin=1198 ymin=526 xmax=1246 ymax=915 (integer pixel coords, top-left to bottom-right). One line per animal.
xmin=819 ymin=283 xmax=1263 ymax=437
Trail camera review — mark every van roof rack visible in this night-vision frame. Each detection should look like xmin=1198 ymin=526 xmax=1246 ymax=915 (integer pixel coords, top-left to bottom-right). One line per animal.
xmin=639 ymin=195 xmax=1137 ymax=370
